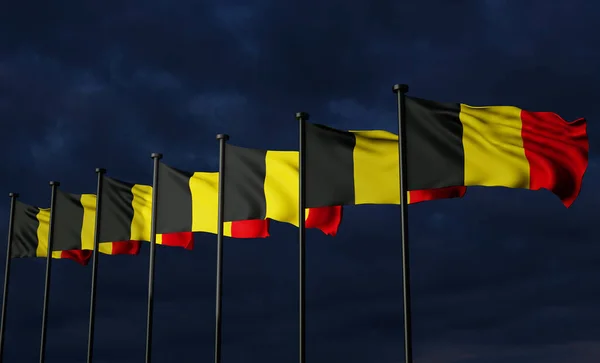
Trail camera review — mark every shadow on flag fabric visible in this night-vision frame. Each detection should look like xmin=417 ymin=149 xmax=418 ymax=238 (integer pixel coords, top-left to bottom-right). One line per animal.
xmin=155 ymin=165 xmax=343 ymax=236
xmin=303 ymin=97 xmax=588 ymax=207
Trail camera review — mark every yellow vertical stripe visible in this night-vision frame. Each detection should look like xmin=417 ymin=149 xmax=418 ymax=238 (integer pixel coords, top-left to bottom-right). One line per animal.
xmin=131 ymin=184 xmax=153 ymax=242
xmin=459 ymin=104 xmax=530 ymax=188
xmin=264 ymin=151 xmax=301 ymax=226
xmin=352 ymin=130 xmax=409 ymax=204
xmin=189 ymin=172 xmax=220 ymax=235
xmin=36 ymin=208 xmax=50 ymax=257
xmin=80 ymin=194 xmax=97 ymax=250
xmin=35 ymin=209 xmax=66 ymax=259
xmin=188 ymin=172 xmax=235 ymax=237
xmin=82 ymin=195 xmax=117 ymax=254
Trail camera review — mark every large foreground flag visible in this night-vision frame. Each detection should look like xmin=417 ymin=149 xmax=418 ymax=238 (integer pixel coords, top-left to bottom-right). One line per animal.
xmin=102 ymin=175 xmax=271 ymax=242
xmin=10 ymin=200 xmax=135 ymax=265
xmin=304 ymin=97 xmax=588 ymax=207
xmin=156 ymin=166 xmax=343 ymax=236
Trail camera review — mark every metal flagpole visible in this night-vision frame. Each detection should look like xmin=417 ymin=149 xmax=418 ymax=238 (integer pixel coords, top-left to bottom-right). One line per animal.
xmin=39 ymin=181 xmax=60 ymax=363
xmin=296 ymin=111 xmax=309 ymax=363
xmin=393 ymin=84 xmax=414 ymax=363
xmin=213 ymin=134 xmax=229 ymax=363
xmin=145 ymin=153 xmax=162 ymax=363
xmin=86 ymin=168 xmax=106 ymax=363
xmin=0 ymin=193 xmax=19 ymax=363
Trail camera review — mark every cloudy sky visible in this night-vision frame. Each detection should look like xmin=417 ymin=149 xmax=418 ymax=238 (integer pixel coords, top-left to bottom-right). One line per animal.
xmin=1 ymin=0 xmax=599 ymax=362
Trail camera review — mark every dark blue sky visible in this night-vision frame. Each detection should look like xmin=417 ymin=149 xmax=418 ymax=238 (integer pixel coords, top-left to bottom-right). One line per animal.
xmin=1 ymin=1 xmax=599 ymax=362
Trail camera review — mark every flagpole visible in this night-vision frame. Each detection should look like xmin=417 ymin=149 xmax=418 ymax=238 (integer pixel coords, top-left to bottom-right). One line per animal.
xmin=145 ymin=153 xmax=162 ymax=363
xmin=392 ymin=84 xmax=413 ymax=363
xmin=39 ymin=181 xmax=60 ymax=363
xmin=214 ymin=134 xmax=229 ymax=363
xmin=296 ymin=111 xmax=309 ymax=363
xmin=0 ymin=193 xmax=19 ymax=363
xmin=86 ymin=168 xmax=106 ymax=363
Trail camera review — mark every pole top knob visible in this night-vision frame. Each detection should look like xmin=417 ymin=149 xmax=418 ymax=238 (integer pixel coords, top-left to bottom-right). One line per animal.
xmin=392 ymin=84 xmax=409 ymax=93
xmin=295 ymin=112 xmax=310 ymax=121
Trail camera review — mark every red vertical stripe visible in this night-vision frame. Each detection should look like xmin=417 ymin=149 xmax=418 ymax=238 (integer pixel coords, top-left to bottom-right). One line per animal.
xmin=59 ymin=250 xmax=93 ymax=265
xmin=305 ymin=206 xmax=343 ymax=236
xmin=409 ymin=186 xmax=467 ymax=204
xmin=110 ymin=241 xmax=141 ymax=255
xmin=160 ymin=232 xmax=194 ymax=250
xmin=230 ymin=219 xmax=271 ymax=238
xmin=521 ymin=111 xmax=588 ymax=207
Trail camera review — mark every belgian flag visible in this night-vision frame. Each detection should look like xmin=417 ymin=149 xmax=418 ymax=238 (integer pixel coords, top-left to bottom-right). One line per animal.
xmin=10 ymin=200 xmax=138 ymax=266
xmin=303 ymin=96 xmax=588 ymax=207
xmin=100 ymin=176 xmax=269 ymax=244
xmin=156 ymin=166 xmax=343 ymax=236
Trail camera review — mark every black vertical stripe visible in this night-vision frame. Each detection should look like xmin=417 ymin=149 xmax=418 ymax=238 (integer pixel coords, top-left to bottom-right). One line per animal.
xmin=305 ymin=123 xmax=356 ymax=207
xmin=156 ymin=163 xmax=194 ymax=233
xmin=224 ymin=145 xmax=267 ymax=221
xmin=405 ymin=97 xmax=465 ymax=189
xmin=11 ymin=201 xmax=41 ymax=258
xmin=52 ymin=190 xmax=85 ymax=251
xmin=99 ymin=177 xmax=135 ymax=242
